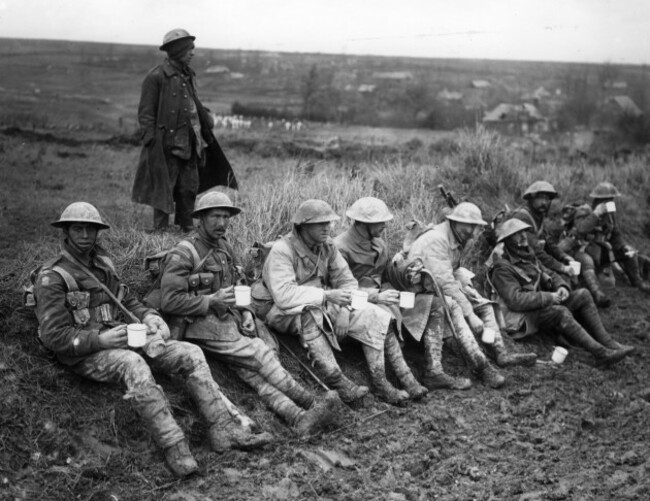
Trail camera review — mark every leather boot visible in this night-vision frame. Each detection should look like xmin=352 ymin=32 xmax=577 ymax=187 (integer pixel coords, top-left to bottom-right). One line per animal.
xmin=422 ymin=320 xmax=471 ymax=390
xmin=185 ymin=373 xmax=274 ymax=453
xmin=163 ymin=439 xmax=199 ymax=478
xmin=478 ymin=362 xmax=506 ymax=389
xmin=292 ymin=391 xmax=345 ymax=437
xmin=557 ymin=313 xmax=630 ymax=367
xmin=361 ymin=344 xmax=409 ymax=405
xmin=621 ymin=256 xmax=650 ymax=294
xmin=385 ymin=328 xmax=428 ymax=400
xmin=300 ymin=325 xmax=368 ymax=404
xmin=582 ymin=268 xmax=611 ymax=307
xmin=492 ymin=338 xmax=537 ymax=368
xmin=127 ymin=384 xmax=196 ymax=477
xmin=572 ymin=291 xmax=636 ymax=358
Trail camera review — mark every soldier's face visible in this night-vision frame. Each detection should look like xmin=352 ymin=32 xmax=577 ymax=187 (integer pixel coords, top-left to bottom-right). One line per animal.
xmin=201 ymin=208 xmax=231 ymax=239
xmin=506 ymin=231 xmax=529 ymax=251
xmin=65 ymin=223 xmax=98 ymax=253
xmin=300 ymin=222 xmax=331 ymax=245
xmin=453 ymin=222 xmax=478 ymax=244
xmin=365 ymin=222 xmax=386 ymax=239
xmin=529 ymin=193 xmax=552 ymax=215
xmin=178 ymin=45 xmax=195 ymax=66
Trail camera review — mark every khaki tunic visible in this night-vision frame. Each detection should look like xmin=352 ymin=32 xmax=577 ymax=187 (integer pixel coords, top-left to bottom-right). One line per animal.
xmin=262 ymin=229 xmax=390 ymax=350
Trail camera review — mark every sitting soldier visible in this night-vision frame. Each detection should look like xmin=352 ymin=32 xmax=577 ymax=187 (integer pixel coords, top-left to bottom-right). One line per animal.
xmin=262 ymin=199 xmax=427 ymax=406
xmin=34 ymin=202 xmax=270 ymax=478
xmin=488 ymin=218 xmax=634 ymax=367
xmin=334 ymin=196 xmax=472 ymax=391
xmin=408 ymin=202 xmax=537 ymax=382
xmin=159 ymin=191 xmax=342 ymax=436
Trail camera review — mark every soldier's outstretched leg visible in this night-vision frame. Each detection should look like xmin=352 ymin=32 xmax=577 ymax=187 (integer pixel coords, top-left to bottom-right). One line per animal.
xmin=621 ymin=255 xmax=650 ymax=294
xmin=127 ymin=383 xmax=197 ymax=477
xmin=445 ymin=299 xmax=505 ymax=388
xmin=384 ymin=325 xmax=428 ymax=400
xmin=567 ymin=289 xmax=635 ymax=355
xmin=167 ymin=342 xmax=274 ymax=453
xmin=421 ymin=313 xmax=471 ymax=390
xmin=541 ymin=302 xmax=630 ymax=367
xmin=577 ymin=251 xmax=611 ymax=307
xmin=236 ymin=368 xmax=342 ymax=436
xmin=362 ymin=343 xmax=409 ymax=405
xmin=300 ymin=311 xmax=369 ymax=404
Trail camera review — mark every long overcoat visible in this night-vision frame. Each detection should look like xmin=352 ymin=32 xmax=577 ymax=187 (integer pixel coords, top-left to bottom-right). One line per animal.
xmin=132 ymin=59 xmax=237 ymax=213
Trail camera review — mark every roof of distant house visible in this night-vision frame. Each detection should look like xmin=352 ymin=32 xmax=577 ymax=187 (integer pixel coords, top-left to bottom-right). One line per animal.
xmin=607 ymin=95 xmax=643 ymax=116
xmin=484 ymin=103 xmax=544 ymax=122
xmin=471 ymin=80 xmax=491 ymax=88
xmin=206 ymin=65 xmax=230 ymax=74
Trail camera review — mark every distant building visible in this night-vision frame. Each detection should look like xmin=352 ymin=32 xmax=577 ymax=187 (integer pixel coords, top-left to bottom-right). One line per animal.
xmin=483 ymin=103 xmax=546 ymax=134
xmin=471 ymin=79 xmax=491 ymax=89
xmin=603 ymin=80 xmax=628 ymax=91
xmin=604 ymin=95 xmax=643 ymax=117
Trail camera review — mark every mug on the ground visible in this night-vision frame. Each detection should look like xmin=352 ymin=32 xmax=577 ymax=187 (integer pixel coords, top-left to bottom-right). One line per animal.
xmin=127 ymin=323 xmax=147 ymax=348
xmin=350 ymin=290 xmax=368 ymax=310
xmin=399 ymin=291 xmax=415 ymax=309
xmin=551 ymin=346 xmax=568 ymax=364
xmin=234 ymin=285 xmax=252 ymax=306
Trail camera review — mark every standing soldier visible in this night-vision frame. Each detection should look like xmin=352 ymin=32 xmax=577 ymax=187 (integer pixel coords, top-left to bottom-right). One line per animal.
xmin=408 ymin=203 xmax=537 ymax=379
xmin=262 ymin=199 xmax=427 ymax=405
xmin=132 ymin=28 xmax=236 ymax=233
xmin=511 ymin=181 xmax=575 ymax=277
xmin=34 ymin=202 xmax=269 ymax=478
xmin=586 ymin=182 xmax=650 ymax=294
xmin=159 ymin=191 xmax=342 ymax=436
xmin=334 ymin=197 xmax=471 ymax=391
xmin=489 ymin=218 xmax=634 ymax=366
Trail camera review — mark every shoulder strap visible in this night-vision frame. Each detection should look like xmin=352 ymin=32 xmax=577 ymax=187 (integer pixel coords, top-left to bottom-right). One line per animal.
xmin=50 ymin=265 xmax=80 ymax=292
xmin=178 ymin=239 xmax=213 ymax=273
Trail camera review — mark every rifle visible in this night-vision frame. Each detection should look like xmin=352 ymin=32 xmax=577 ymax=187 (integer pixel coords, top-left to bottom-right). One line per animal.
xmin=438 ymin=184 xmax=458 ymax=209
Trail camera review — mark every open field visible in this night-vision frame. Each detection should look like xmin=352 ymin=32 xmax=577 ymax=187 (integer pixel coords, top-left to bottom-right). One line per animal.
xmin=1 ymin=38 xmax=650 ymax=501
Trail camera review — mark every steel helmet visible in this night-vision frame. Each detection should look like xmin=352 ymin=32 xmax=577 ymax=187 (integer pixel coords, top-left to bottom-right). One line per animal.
xmin=446 ymin=202 xmax=487 ymax=225
xmin=346 ymin=197 xmax=393 ymax=223
xmin=159 ymin=29 xmax=196 ymax=51
xmin=496 ymin=219 xmax=532 ymax=243
xmin=191 ymin=191 xmax=241 ymax=217
xmin=291 ymin=199 xmax=340 ymax=225
xmin=589 ymin=182 xmax=621 ymax=199
xmin=51 ymin=202 xmax=110 ymax=229
xmin=522 ymin=181 xmax=558 ymax=200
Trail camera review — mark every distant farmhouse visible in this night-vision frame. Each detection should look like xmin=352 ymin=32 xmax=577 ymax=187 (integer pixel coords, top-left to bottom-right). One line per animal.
xmin=483 ymin=103 xmax=546 ymax=134
xmin=206 ymin=65 xmax=230 ymax=74
xmin=471 ymin=79 xmax=491 ymax=89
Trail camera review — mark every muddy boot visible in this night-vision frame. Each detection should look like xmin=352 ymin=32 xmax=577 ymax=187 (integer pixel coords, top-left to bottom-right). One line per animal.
xmin=292 ymin=391 xmax=345 ymax=437
xmin=582 ymin=268 xmax=611 ymax=307
xmin=422 ymin=321 xmax=471 ymax=391
xmin=558 ymin=312 xmax=630 ymax=368
xmin=236 ymin=368 xmax=313 ymax=427
xmin=621 ymin=256 xmax=650 ymax=294
xmin=163 ymin=439 xmax=199 ymax=478
xmin=362 ymin=344 xmax=409 ymax=405
xmin=385 ymin=329 xmax=428 ymax=400
xmin=127 ymin=384 xmax=195 ymax=476
xmin=492 ymin=338 xmax=537 ymax=368
xmin=572 ymin=291 xmax=636 ymax=358
xmin=477 ymin=361 xmax=506 ymax=389
xmin=300 ymin=323 xmax=368 ymax=404
xmin=186 ymin=372 xmax=274 ymax=453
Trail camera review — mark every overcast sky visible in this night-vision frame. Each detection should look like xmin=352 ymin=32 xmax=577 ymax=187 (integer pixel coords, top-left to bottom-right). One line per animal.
xmin=1 ymin=0 xmax=648 ymax=64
